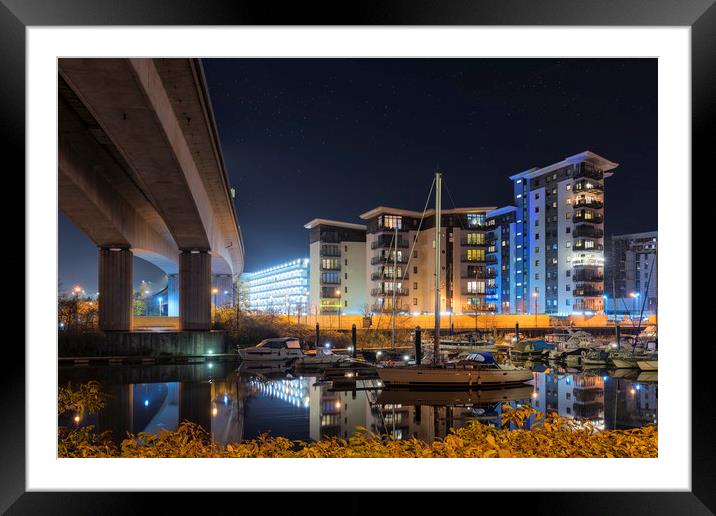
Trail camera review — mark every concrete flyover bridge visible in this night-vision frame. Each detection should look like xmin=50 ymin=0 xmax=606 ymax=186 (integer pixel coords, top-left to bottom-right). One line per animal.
xmin=59 ymin=58 xmax=244 ymax=331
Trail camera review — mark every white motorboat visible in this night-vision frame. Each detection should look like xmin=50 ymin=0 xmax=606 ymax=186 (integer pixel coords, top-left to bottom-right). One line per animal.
xmin=237 ymin=337 xmax=304 ymax=362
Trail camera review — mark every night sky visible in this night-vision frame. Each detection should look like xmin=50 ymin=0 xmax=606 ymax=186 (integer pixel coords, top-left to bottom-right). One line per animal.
xmin=59 ymin=58 xmax=657 ymax=294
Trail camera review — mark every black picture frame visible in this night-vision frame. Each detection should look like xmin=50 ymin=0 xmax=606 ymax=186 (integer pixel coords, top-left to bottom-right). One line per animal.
xmin=3 ymin=0 xmax=709 ymax=513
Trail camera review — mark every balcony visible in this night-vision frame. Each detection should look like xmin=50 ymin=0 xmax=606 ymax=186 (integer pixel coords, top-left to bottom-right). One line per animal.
xmin=574 ymin=199 xmax=604 ymax=209
xmin=320 ymin=277 xmax=341 ymax=285
xmin=371 ymin=271 xmax=408 ymax=281
xmin=371 ymin=254 xmax=408 ymax=265
xmin=460 ymin=238 xmax=488 ymax=247
xmin=320 ymin=264 xmax=341 ymax=271
xmin=461 ymin=257 xmax=486 ymax=263
xmin=572 ymin=225 xmax=604 ymax=239
xmin=573 ymin=271 xmax=604 ymax=282
xmin=573 ymin=287 xmax=604 ymax=297
xmin=572 ymin=213 xmax=603 ymax=224
xmin=485 ymin=255 xmax=498 ymax=264
xmin=573 ymin=240 xmax=604 ymax=251
xmin=461 ymin=271 xmax=488 ymax=279
xmin=461 ymin=290 xmax=487 ymax=296
xmin=320 ymin=247 xmax=341 ymax=257
xmin=574 ymin=179 xmax=604 ymax=192
xmin=371 ymin=238 xmax=409 ymax=250
xmin=371 ymin=288 xmax=408 ymax=296
xmin=573 ymin=164 xmax=604 ymax=181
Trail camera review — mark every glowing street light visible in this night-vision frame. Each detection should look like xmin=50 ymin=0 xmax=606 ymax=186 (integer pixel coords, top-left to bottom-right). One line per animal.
xmin=335 ymin=288 xmax=342 ymax=329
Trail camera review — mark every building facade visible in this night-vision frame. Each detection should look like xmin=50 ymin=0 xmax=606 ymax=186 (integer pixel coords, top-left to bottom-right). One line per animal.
xmin=359 ymin=206 xmax=495 ymax=315
xmin=605 ymin=231 xmax=658 ymax=315
xmin=506 ymin=151 xmax=618 ymax=315
xmin=486 ymin=206 xmax=517 ymax=313
xmin=304 ymin=219 xmax=367 ymax=315
xmin=241 ymin=258 xmax=310 ymax=314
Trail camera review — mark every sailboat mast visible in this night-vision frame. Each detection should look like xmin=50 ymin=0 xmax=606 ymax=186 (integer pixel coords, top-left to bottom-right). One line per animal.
xmin=392 ymin=224 xmax=397 ymax=349
xmin=434 ymin=171 xmax=442 ymax=363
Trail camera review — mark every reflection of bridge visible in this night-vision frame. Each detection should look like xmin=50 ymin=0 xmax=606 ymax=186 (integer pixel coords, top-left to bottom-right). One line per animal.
xmin=59 ymin=58 xmax=243 ymax=331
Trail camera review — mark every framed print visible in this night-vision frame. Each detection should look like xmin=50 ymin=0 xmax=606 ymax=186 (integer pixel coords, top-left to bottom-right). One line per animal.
xmin=3 ymin=0 xmax=711 ymax=512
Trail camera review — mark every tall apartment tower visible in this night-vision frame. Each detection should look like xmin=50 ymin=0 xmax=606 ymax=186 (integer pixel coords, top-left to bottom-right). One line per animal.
xmin=304 ymin=219 xmax=367 ymax=315
xmin=605 ymin=231 xmax=658 ymax=313
xmin=359 ymin=206 xmax=495 ymax=315
xmin=508 ymin=151 xmax=618 ymax=315
xmin=486 ymin=206 xmax=517 ymax=313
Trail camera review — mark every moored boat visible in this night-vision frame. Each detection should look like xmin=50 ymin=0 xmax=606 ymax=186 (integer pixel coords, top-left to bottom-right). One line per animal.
xmin=376 ymin=352 xmax=534 ymax=387
xmin=637 ymin=359 xmax=658 ymax=371
xmin=237 ymin=337 xmax=304 ymax=362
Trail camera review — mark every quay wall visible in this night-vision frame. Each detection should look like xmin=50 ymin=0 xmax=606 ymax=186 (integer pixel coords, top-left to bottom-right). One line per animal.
xmin=59 ymin=330 xmax=227 ymax=357
xmin=276 ymin=313 xmax=657 ymax=331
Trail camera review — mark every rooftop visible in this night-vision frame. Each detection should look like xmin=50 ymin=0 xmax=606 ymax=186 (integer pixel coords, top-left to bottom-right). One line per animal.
xmin=303 ymin=218 xmax=367 ymax=231
xmin=359 ymin=206 xmax=496 ymax=220
xmin=509 ymin=151 xmax=619 ymax=181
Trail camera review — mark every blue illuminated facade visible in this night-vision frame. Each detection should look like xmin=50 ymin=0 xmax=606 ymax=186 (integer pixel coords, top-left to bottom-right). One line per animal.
xmin=241 ymin=258 xmax=310 ymax=314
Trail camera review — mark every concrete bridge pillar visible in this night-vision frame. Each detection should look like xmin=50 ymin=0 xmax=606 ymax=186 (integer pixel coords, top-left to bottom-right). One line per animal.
xmin=180 ymin=250 xmax=211 ymax=330
xmin=98 ymin=247 xmax=133 ymax=331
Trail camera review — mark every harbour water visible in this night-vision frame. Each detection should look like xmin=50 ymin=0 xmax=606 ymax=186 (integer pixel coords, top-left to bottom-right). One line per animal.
xmin=59 ymin=360 xmax=657 ymax=445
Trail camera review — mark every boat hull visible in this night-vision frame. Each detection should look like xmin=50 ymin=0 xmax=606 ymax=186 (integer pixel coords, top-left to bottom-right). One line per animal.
xmin=376 ymin=366 xmax=533 ymax=387
xmin=611 ymin=358 xmax=638 ymax=369
xmin=238 ymin=349 xmax=303 ymax=362
xmin=637 ymin=360 xmax=658 ymax=371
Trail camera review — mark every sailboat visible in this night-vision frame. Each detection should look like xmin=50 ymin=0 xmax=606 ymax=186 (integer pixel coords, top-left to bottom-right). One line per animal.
xmin=377 ymin=172 xmax=533 ymax=388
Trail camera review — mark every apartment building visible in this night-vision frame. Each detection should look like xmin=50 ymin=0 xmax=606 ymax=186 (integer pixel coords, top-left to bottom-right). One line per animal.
xmin=507 ymin=151 xmax=618 ymax=315
xmin=304 ymin=219 xmax=367 ymax=315
xmin=605 ymin=231 xmax=658 ymax=314
xmin=359 ymin=206 xmax=495 ymax=315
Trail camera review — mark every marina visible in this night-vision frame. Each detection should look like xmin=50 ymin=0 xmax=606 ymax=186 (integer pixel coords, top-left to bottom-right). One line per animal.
xmin=59 ymin=355 xmax=657 ymax=446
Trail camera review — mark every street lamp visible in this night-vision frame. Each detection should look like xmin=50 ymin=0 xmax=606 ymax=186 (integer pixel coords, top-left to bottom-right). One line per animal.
xmin=532 ymin=291 xmax=538 ymax=327
xmin=335 ymin=288 xmax=342 ymax=329
xmin=212 ymin=288 xmax=219 ymax=319
xmin=603 ymin=294 xmax=609 ymax=321
xmin=629 ymin=291 xmax=640 ymax=321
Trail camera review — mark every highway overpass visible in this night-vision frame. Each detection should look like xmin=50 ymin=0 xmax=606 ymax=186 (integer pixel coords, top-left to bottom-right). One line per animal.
xmin=59 ymin=58 xmax=243 ymax=331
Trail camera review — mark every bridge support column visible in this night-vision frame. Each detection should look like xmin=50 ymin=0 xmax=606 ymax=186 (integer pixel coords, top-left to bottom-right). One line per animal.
xmin=98 ymin=247 xmax=133 ymax=331
xmin=180 ymin=250 xmax=211 ymax=330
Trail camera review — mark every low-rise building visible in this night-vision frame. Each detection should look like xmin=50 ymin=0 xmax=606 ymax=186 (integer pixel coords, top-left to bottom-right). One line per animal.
xmin=304 ymin=219 xmax=367 ymax=315
xmin=605 ymin=231 xmax=658 ymax=315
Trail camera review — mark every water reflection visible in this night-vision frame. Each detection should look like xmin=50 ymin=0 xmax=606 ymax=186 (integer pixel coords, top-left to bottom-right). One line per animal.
xmin=59 ymin=362 xmax=657 ymax=445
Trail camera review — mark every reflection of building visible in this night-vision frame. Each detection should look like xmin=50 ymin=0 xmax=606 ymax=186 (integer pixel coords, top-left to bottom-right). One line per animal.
xmin=605 ymin=232 xmax=658 ymax=316
xmin=241 ymin=258 xmax=310 ymax=314
xmin=359 ymin=207 xmax=495 ymax=314
xmin=309 ymin=383 xmax=377 ymax=440
xmin=532 ymin=372 xmax=605 ymax=429
xmin=603 ymin=378 xmax=658 ymax=430
xmin=304 ymin=219 xmax=367 ymax=315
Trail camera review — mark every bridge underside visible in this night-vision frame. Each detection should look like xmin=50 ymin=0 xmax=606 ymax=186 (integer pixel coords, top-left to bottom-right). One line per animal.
xmin=59 ymin=58 xmax=243 ymax=331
